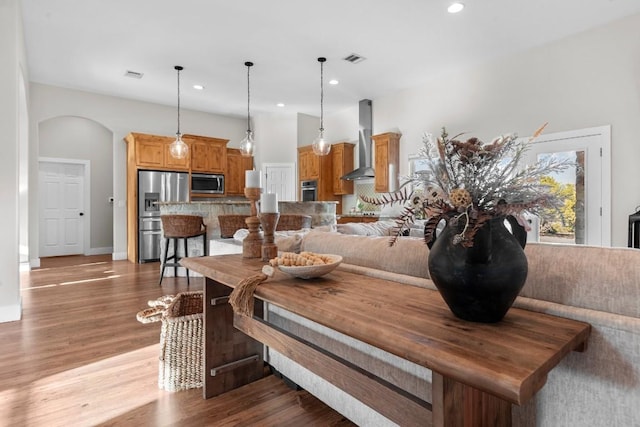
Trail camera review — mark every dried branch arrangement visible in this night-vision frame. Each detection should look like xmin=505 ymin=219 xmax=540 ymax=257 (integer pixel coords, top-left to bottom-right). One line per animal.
xmin=362 ymin=124 xmax=573 ymax=247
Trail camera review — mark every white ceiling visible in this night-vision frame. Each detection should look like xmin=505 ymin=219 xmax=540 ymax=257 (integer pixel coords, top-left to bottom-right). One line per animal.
xmin=21 ymin=0 xmax=640 ymax=119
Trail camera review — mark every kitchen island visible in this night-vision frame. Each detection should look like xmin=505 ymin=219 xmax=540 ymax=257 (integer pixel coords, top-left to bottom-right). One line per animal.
xmin=158 ymin=200 xmax=337 ymax=240
xmin=156 ymin=201 xmax=337 ymax=277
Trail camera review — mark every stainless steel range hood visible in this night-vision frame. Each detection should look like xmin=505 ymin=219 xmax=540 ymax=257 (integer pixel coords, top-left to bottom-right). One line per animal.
xmin=341 ymin=99 xmax=375 ymax=180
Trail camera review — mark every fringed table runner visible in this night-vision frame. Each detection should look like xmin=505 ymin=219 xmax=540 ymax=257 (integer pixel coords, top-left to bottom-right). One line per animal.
xmin=229 ymin=265 xmax=275 ymax=316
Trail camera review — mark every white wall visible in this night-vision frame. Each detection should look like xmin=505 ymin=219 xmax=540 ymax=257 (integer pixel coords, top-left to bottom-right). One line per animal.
xmin=327 ymin=13 xmax=640 ymax=247
xmin=29 ymin=83 xmax=246 ymax=261
xmin=297 ymin=113 xmax=320 ymax=148
xmin=254 ymin=112 xmax=297 ymax=167
xmin=1 ymin=0 xmax=27 ymax=322
xmin=325 ymin=105 xmax=358 ymax=145
xmin=18 ymin=63 xmax=29 ymax=264
xmin=39 ymin=116 xmax=114 ymax=251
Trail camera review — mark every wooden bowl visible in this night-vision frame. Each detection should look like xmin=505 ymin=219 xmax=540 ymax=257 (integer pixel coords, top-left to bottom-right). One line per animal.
xmin=278 ymin=255 xmax=343 ymax=279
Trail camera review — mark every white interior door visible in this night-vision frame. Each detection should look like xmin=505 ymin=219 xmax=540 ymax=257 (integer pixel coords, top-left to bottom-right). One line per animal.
xmin=264 ymin=163 xmax=296 ymax=201
xmin=523 ymin=126 xmax=611 ymax=246
xmin=39 ymin=161 xmax=85 ymax=257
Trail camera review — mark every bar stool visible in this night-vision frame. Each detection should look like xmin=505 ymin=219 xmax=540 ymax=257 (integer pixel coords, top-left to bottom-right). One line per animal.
xmin=159 ymin=215 xmax=207 ymax=286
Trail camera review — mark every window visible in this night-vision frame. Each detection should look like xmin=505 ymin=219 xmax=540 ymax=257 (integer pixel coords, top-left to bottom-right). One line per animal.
xmin=523 ymin=126 xmax=611 ymax=246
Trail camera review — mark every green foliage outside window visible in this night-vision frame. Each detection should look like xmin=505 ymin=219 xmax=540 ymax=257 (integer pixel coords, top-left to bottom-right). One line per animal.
xmin=540 ymin=176 xmax=576 ymax=235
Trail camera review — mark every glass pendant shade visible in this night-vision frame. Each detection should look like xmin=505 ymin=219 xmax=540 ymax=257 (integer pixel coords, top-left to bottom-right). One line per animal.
xmin=170 ymin=65 xmax=188 ymax=159
xmin=170 ymin=133 xmax=189 ymax=159
xmin=239 ymin=130 xmax=254 ymax=156
xmin=312 ymin=129 xmax=331 ymax=156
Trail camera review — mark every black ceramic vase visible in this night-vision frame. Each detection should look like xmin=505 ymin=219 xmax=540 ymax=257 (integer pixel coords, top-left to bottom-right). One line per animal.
xmin=427 ymin=216 xmax=528 ymax=323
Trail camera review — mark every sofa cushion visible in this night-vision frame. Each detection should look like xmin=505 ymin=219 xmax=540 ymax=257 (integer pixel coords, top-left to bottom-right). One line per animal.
xmin=301 ymin=230 xmax=430 ymax=279
xmin=523 ymin=243 xmax=640 ymax=318
xmin=336 ymin=220 xmax=395 ymax=236
xmin=511 ymin=296 xmax=640 ymax=426
xmin=274 ymin=229 xmax=310 ymax=253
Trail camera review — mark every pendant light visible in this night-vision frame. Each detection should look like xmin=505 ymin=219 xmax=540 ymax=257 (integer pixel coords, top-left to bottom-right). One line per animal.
xmin=169 ymin=65 xmax=189 ymax=159
xmin=312 ymin=57 xmax=331 ymax=156
xmin=239 ymin=61 xmax=255 ymax=157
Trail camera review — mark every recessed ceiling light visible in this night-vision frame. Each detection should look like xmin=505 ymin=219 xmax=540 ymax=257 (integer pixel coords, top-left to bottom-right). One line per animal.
xmin=193 ymin=84 xmax=205 ymax=90
xmin=448 ymin=2 xmax=464 ymax=13
xmin=277 ymin=103 xmax=285 ymax=107
xmin=329 ymin=79 xmax=339 ymax=85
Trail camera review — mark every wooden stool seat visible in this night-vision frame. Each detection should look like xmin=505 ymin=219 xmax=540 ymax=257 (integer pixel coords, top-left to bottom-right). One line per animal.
xmin=159 ymin=215 xmax=207 ymax=286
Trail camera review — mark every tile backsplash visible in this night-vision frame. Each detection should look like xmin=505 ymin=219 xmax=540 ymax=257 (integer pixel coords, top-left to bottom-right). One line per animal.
xmin=345 ymin=181 xmax=407 ymax=217
xmin=354 ymin=182 xmax=380 ymax=212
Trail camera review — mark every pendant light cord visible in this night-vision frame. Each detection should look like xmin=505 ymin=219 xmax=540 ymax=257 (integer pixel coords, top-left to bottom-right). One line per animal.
xmin=175 ymin=65 xmax=183 ymax=136
xmin=319 ymin=58 xmax=325 ymax=132
xmin=245 ymin=61 xmax=253 ymax=133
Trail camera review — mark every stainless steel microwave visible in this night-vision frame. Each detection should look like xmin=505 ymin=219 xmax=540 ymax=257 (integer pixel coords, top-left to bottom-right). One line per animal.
xmin=191 ymin=173 xmax=224 ymax=194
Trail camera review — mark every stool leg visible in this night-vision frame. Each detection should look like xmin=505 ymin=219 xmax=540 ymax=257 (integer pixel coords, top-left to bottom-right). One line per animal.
xmin=159 ymin=237 xmax=169 ymax=286
xmin=203 ymin=233 xmax=207 ymax=257
xmin=184 ymin=237 xmax=190 ymax=286
xmin=173 ymin=238 xmax=178 ymax=278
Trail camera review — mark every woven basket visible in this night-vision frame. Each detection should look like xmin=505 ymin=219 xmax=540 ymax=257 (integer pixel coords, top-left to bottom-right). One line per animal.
xmin=161 ymin=215 xmax=205 ymax=238
xmin=137 ymin=291 xmax=203 ymax=392
xmin=276 ymin=214 xmax=312 ymax=231
xmin=218 ymin=214 xmax=249 ymax=238
xmin=160 ymin=291 xmax=203 ymax=391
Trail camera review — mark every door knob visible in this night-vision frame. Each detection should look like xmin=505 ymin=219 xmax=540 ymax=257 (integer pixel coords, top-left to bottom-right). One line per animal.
xmin=79 ymin=212 xmax=84 ymax=216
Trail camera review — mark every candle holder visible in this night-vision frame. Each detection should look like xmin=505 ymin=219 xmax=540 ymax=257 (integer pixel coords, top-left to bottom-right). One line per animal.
xmin=243 ymin=187 xmax=263 ymax=258
xmin=259 ymin=212 xmax=280 ymax=261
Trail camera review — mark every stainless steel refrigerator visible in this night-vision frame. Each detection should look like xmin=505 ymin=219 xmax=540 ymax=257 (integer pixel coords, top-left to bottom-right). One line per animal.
xmin=138 ymin=170 xmax=189 ymax=262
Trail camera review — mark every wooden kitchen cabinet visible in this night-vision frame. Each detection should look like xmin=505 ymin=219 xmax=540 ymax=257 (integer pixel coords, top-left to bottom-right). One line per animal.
xmin=126 ymin=132 xmax=189 ymax=171
xmin=297 ymin=145 xmax=342 ymax=213
xmin=185 ymin=134 xmax=228 ymax=174
xmin=226 ymin=148 xmax=254 ymax=196
xmin=337 ymin=215 xmax=379 ymax=224
xmin=332 ymin=142 xmax=355 ymax=195
xmin=135 ymin=138 xmax=163 ymax=168
xmin=298 ymin=147 xmax=320 ymax=180
xmin=373 ymin=132 xmax=401 ymax=193
xmin=163 ymin=140 xmax=190 ymax=170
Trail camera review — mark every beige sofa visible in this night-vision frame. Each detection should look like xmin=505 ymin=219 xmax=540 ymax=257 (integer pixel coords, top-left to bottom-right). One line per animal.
xmin=266 ymin=230 xmax=640 ymax=426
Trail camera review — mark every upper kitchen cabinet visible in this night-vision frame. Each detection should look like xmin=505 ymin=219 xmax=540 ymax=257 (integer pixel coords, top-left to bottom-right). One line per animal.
xmin=125 ymin=132 xmax=189 ymax=171
xmin=184 ymin=134 xmax=229 ymax=174
xmin=297 ymin=144 xmax=341 ymax=212
xmin=332 ymin=142 xmax=355 ymax=195
xmin=372 ymin=132 xmax=401 ymax=193
xmin=298 ymin=146 xmax=320 ymax=180
xmin=226 ymin=148 xmax=254 ymax=196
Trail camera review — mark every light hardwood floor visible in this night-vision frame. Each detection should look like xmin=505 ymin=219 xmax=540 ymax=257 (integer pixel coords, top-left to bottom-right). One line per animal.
xmin=2 ymin=255 xmax=354 ymax=427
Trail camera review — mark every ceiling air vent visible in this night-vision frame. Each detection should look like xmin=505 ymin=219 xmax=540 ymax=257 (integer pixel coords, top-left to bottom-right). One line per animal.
xmin=124 ymin=70 xmax=144 ymax=79
xmin=343 ymin=53 xmax=366 ymax=64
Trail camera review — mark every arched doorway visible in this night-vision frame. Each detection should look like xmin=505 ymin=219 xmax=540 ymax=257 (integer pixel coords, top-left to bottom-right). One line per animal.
xmin=38 ymin=116 xmax=114 ymax=257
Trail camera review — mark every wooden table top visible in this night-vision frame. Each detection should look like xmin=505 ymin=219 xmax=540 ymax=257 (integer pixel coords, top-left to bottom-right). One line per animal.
xmin=182 ymin=254 xmax=590 ymax=406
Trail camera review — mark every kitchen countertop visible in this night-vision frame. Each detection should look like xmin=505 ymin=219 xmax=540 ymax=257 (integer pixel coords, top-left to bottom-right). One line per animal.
xmin=339 ymin=212 xmax=381 ymax=217
xmin=157 ymin=200 xmax=339 ymax=205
